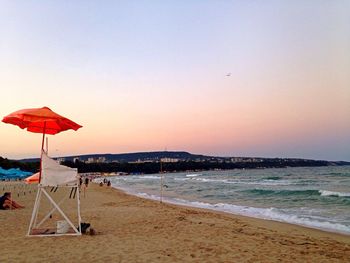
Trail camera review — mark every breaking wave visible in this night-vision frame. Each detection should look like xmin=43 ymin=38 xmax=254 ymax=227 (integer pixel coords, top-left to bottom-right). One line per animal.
xmin=319 ymin=190 xmax=350 ymax=197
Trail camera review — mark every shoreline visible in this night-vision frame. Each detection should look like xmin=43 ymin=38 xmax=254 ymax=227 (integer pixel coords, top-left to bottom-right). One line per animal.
xmin=106 ymin=181 xmax=350 ymax=237
xmin=1 ymin=182 xmax=350 ymax=262
xmin=112 ymin=184 xmax=350 ymax=241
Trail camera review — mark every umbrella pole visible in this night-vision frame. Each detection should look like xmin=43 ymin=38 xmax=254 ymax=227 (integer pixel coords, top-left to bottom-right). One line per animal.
xmin=41 ymin=123 xmax=46 ymax=153
xmin=39 ymin=122 xmax=46 ymax=183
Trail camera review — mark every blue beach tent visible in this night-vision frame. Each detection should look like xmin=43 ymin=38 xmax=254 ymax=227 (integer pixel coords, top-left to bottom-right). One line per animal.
xmin=0 ymin=167 xmax=32 ymax=180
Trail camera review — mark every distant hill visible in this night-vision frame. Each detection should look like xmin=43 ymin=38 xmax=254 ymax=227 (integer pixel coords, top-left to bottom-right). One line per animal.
xmin=18 ymin=151 xmax=350 ymax=166
xmin=0 ymin=151 xmax=348 ymax=175
xmin=19 ymin=151 xmax=206 ymax=163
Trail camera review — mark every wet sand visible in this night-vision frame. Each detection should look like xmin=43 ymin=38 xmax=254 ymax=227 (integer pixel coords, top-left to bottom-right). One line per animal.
xmin=1 ymin=182 xmax=349 ymax=262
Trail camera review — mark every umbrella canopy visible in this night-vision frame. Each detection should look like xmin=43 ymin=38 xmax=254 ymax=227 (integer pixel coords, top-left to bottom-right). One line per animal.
xmin=2 ymin=106 xmax=82 ymax=135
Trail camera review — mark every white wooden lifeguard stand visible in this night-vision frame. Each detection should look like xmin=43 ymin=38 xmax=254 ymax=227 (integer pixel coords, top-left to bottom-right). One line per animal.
xmin=27 ymin=151 xmax=82 ymax=237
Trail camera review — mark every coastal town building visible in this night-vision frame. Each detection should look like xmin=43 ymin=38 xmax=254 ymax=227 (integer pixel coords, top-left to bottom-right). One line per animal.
xmin=160 ymin=158 xmax=179 ymax=163
xmin=86 ymin=157 xmax=107 ymax=163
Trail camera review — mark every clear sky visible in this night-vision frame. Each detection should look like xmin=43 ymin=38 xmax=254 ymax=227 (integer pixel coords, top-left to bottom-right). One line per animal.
xmin=0 ymin=1 xmax=349 ymax=161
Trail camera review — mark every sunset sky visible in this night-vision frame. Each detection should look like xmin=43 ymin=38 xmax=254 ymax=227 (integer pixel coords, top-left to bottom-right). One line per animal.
xmin=1 ymin=1 xmax=349 ymax=161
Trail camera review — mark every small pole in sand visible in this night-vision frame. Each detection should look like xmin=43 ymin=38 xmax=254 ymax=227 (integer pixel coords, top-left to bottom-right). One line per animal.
xmin=160 ymin=159 xmax=163 ymax=203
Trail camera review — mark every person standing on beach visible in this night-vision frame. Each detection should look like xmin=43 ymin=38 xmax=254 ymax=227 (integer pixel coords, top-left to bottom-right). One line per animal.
xmin=81 ymin=177 xmax=89 ymax=198
xmin=84 ymin=177 xmax=89 ymax=187
xmin=79 ymin=177 xmax=83 ymax=189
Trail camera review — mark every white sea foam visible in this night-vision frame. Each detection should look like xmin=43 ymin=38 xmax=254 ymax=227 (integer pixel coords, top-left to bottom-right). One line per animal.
xmin=186 ymin=173 xmax=202 ymax=177
xmin=259 ymin=179 xmax=294 ymax=186
xmin=194 ymin=178 xmax=232 ymax=183
xmin=140 ymin=175 xmax=160 ymax=179
xmin=195 ymin=178 xmax=221 ymax=182
xmin=319 ymin=190 xmax=350 ymax=197
xmin=176 ymin=177 xmax=239 ymax=184
xmin=191 ymin=177 xmax=294 ymax=186
xmin=135 ymin=192 xmax=161 ymax=201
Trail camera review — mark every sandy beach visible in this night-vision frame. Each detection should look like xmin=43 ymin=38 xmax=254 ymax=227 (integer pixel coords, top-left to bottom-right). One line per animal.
xmin=1 ymin=181 xmax=350 ymax=263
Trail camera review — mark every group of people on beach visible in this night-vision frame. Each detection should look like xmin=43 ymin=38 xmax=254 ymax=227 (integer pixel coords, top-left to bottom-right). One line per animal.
xmin=99 ymin=178 xmax=111 ymax=187
xmin=79 ymin=176 xmax=91 ymax=188
xmin=0 ymin=192 xmax=24 ymax=210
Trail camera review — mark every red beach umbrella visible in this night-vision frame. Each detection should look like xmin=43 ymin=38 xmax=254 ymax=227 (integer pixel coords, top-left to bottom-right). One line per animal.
xmin=2 ymin=106 xmax=82 ymax=182
xmin=2 ymin=106 xmax=82 ymax=135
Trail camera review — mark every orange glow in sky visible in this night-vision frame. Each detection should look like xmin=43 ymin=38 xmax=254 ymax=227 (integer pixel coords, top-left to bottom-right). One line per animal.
xmin=0 ymin=1 xmax=349 ymax=161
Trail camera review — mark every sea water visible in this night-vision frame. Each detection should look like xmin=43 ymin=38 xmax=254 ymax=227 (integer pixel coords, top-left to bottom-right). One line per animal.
xmin=104 ymin=166 xmax=350 ymax=235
